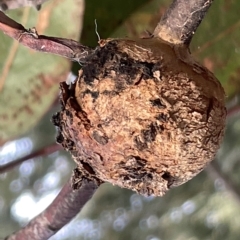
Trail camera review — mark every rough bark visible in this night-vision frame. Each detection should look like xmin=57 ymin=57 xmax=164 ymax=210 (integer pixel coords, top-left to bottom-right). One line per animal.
xmin=153 ymin=0 xmax=214 ymax=45
xmin=53 ymin=38 xmax=226 ymax=196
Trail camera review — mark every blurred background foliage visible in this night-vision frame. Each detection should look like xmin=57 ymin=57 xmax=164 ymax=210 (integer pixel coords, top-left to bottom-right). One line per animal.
xmin=1 ymin=0 xmax=240 ymax=239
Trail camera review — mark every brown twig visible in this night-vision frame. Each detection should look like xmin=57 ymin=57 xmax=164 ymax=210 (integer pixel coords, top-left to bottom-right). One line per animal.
xmin=153 ymin=0 xmax=214 ymax=45
xmin=0 ymin=11 xmax=93 ymax=63
xmin=5 ymin=178 xmax=98 ymax=240
xmin=0 ymin=143 xmax=62 ymax=174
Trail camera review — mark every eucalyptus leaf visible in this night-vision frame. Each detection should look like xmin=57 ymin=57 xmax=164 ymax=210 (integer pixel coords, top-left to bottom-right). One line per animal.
xmin=0 ymin=0 xmax=84 ymax=145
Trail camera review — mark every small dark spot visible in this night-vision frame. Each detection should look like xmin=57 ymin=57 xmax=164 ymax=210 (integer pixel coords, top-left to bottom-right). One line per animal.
xmin=36 ymin=4 xmax=42 ymax=10
xmin=134 ymin=136 xmax=147 ymax=150
xmin=150 ymin=99 xmax=166 ymax=109
xmin=72 ymin=180 xmax=82 ymax=190
xmin=51 ymin=112 xmax=60 ymax=126
xmin=162 ymin=172 xmax=175 ymax=188
xmin=123 ymin=175 xmax=130 ymax=181
xmin=159 ymin=125 xmax=164 ymax=131
xmin=65 ymin=110 xmax=73 ymax=125
xmin=134 ymin=74 xmax=144 ymax=85
xmin=82 ymin=68 xmax=97 ymax=85
xmin=142 ymin=122 xmax=158 ymax=143
xmin=206 ymin=98 xmax=214 ymax=121
xmin=146 ymin=173 xmax=153 ymax=180
xmin=83 ymin=89 xmax=99 ymax=100
xmin=92 ymin=131 xmax=108 ymax=145
xmin=82 ymin=162 xmax=95 ymax=175
xmin=164 ymin=132 xmax=171 ymax=141
xmin=133 ymin=156 xmax=147 ymax=167
xmin=56 ymin=133 xmax=64 ymax=144
xmin=118 ymin=58 xmax=137 ymax=83
xmin=65 ymin=109 xmax=73 ymax=118
xmin=95 ymin=153 xmax=104 ymax=161
xmin=141 ymin=62 xmax=154 ymax=79
xmin=65 ymin=139 xmax=75 ymax=151
xmin=68 ymin=81 xmax=77 ymax=95
xmin=91 ymin=91 xmax=99 ymax=99
xmin=155 ymin=113 xmax=168 ymax=122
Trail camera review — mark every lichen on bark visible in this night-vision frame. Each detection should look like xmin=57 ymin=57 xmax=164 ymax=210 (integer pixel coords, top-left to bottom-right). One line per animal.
xmin=53 ymin=37 xmax=226 ymax=196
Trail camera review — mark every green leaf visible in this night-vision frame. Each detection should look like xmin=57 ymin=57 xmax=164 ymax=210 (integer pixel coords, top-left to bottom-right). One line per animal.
xmin=0 ymin=0 xmax=84 ymax=145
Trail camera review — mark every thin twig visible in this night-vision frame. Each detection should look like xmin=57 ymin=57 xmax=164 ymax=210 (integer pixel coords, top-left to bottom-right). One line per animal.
xmin=153 ymin=0 xmax=214 ymax=45
xmin=227 ymin=104 xmax=240 ymax=118
xmin=5 ymin=178 xmax=98 ymax=240
xmin=0 ymin=143 xmax=62 ymax=174
xmin=206 ymin=161 xmax=240 ymax=204
xmin=0 ymin=11 xmax=93 ymax=63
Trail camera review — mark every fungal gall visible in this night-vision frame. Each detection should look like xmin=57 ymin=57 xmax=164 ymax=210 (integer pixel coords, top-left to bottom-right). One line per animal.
xmin=53 ymin=37 xmax=226 ymax=196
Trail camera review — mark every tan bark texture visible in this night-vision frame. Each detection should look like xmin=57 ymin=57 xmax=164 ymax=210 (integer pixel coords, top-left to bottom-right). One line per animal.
xmin=53 ymin=37 xmax=226 ymax=196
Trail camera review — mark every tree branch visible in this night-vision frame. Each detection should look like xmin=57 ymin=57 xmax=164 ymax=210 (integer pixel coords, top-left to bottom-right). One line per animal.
xmin=0 ymin=11 xmax=93 ymax=63
xmin=153 ymin=0 xmax=214 ymax=45
xmin=0 ymin=143 xmax=62 ymax=174
xmin=5 ymin=178 xmax=98 ymax=240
